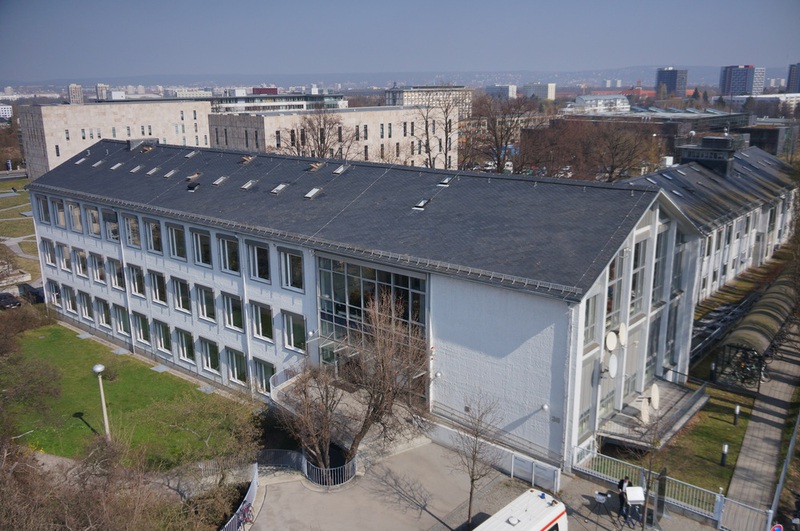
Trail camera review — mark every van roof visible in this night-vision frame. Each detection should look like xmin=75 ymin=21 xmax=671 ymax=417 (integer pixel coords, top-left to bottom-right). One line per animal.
xmin=474 ymin=489 xmax=567 ymax=531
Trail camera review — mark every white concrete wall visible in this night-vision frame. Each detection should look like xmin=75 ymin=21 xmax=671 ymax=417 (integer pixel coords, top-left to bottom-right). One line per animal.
xmin=428 ymin=275 xmax=570 ymax=464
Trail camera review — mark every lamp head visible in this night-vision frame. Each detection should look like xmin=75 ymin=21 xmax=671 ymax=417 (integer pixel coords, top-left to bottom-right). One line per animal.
xmin=92 ymin=364 xmax=105 ymax=375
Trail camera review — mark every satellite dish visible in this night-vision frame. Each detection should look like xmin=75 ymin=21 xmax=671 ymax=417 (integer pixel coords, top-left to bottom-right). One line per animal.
xmin=607 ymin=353 xmax=619 ymax=379
xmin=618 ymin=323 xmax=627 ymax=347
xmin=605 ymin=331 xmax=618 ymax=351
xmin=650 ymin=383 xmax=660 ymax=411
xmin=640 ymin=402 xmax=650 ymax=424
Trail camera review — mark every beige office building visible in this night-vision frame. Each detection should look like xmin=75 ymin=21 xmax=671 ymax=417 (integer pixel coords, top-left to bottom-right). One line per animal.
xmin=209 ymin=106 xmax=458 ymax=169
xmin=19 ymin=100 xmax=212 ymax=179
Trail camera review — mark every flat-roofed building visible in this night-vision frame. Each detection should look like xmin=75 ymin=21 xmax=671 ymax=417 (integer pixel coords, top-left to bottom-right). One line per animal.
xmin=385 ymin=85 xmax=472 ymax=121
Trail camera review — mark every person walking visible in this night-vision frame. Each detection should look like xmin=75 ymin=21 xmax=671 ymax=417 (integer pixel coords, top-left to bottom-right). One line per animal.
xmin=618 ymin=476 xmax=633 ymax=527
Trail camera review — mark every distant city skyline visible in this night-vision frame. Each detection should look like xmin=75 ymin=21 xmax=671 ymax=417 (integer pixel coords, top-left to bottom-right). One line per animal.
xmin=1 ymin=0 xmax=798 ymax=85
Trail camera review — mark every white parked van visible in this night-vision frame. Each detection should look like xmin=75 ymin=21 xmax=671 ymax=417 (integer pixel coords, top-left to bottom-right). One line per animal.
xmin=474 ymin=488 xmax=567 ymax=531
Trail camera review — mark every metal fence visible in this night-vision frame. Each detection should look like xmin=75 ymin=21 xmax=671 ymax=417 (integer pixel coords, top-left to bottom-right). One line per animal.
xmin=220 ymin=463 xmax=259 ymax=531
xmin=572 ymin=445 xmax=767 ymax=527
xmin=770 ymin=404 xmax=800 ymax=529
xmin=261 ymin=448 xmax=358 ymax=488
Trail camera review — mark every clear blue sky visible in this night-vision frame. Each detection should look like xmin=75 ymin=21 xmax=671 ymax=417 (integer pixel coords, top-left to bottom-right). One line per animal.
xmin=1 ymin=0 xmax=798 ymax=82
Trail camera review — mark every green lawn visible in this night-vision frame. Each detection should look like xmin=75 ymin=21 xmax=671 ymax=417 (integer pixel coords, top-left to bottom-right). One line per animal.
xmin=0 ymin=177 xmax=30 ymax=193
xmin=18 ymin=240 xmax=39 ymax=256
xmin=0 ymin=207 xmax=30 ymax=220
xmin=14 ymin=324 xmax=226 ymax=463
xmin=0 ymin=192 xmax=30 ymax=211
xmin=610 ymin=385 xmax=753 ymax=493
xmin=0 ymin=217 xmax=34 ymax=238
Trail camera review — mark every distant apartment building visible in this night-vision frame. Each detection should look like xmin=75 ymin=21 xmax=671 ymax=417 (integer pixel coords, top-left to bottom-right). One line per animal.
xmin=729 ymin=93 xmax=800 ymax=115
xmin=719 ymin=65 xmax=765 ymax=96
xmin=95 ymin=84 xmax=110 ymax=101
xmin=655 ymin=67 xmax=688 ymax=98
xmin=0 ymin=105 xmax=12 ymax=120
xmin=563 ymin=95 xmax=630 ymax=114
xmin=485 ymin=85 xmax=517 ymax=100
xmin=384 ymin=85 xmax=473 ymax=121
xmin=209 ymin=106 xmax=458 ymax=169
xmin=18 ymin=100 xmax=212 ymax=179
xmin=68 ymin=84 xmax=84 ymax=105
xmin=212 ymin=88 xmax=348 ymax=113
xmin=787 ymin=63 xmax=800 ymax=94
xmin=521 ymin=83 xmax=556 ymax=100
xmin=167 ymin=89 xmax=213 ymax=99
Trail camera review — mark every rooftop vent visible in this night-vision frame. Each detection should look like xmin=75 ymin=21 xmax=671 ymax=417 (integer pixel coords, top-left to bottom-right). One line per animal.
xmin=92 ymin=160 xmax=104 ymax=168
xmin=332 ymin=164 xmax=350 ymax=175
xmin=141 ymin=145 xmax=154 ymax=153
xmin=164 ymin=169 xmax=177 ymax=178
xmin=241 ymin=155 xmax=254 ymax=164
xmin=438 ymin=176 xmax=454 ymax=187
xmin=146 ymin=167 xmax=159 ymax=175
xmin=412 ymin=199 xmax=430 ymax=210
xmin=308 ymin=162 xmax=325 ymax=172
xmin=304 ymin=187 xmax=322 ymax=199
xmin=129 ymin=165 xmax=142 ymax=173
xmin=186 ymin=172 xmax=201 ymax=182
xmin=185 ymin=150 xmax=199 ymax=159
xmin=75 ymin=157 xmax=86 ymax=165
xmin=271 ymin=183 xmax=288 ymax=195
xmin=187 ymin=183 xmax=200 ymax=192
xmin=110 ymin=163 xmax=123 ymax=170
xmin=241 ymin=180 xmax=257 ymax=190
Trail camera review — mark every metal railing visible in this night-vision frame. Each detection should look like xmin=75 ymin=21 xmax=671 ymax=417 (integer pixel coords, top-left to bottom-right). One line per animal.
xmin=304 ymin=455 xmax=358 ymax=487
xmin=770 ymin=402 xmax=800 ymax=528
xmin=220 ymin=463 xmax=259 ymax=531
xmin=269 ymin=365 xmax=301 ymax=404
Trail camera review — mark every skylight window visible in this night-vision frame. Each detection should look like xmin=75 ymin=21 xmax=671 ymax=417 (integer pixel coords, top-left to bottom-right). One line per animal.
xmin=241 ymin=180 xmax=257 ymax=190
xmin=676 ymin=169 xmax=686 ymax=176
xmin=164 ymin=169 xmax=177 ymax=178
xmin=130 ymin=165 xmax=142 ymax=173
xmin=213 ymin=176 xmax=228 ymax=186
xmin=438 ymin=176 xmax=454 ymax=187
xmin=75 ymin=157 xmax=86 ymax=165
xmin=304 ymin=187 xmax=322 ymax=199
xmin=187 ymin=183 xmax=200 ymax=192
xmin=412 ymin=199 xmax=430 ymax=210
xmin=185 ymin=150 xmax=199 ymax=158
xmin=146 ymin=167 xmax=159 ymax=175
xmin=92 ymin=160 xmax=104 ymax=168
xmin=111 ymin=163 xmax=123 ymax=170
xmin=671 ymin=190 xmax=683 ymax=197
xmin=271 ymin=183 xmax=287 ymax=195
xmin=333 ymin=164 xmax=349 ymax=175
xmin=645 ymin=177 xmax=657 ymax=185
xmin=662 ymin=173 xmax=673 ymax=181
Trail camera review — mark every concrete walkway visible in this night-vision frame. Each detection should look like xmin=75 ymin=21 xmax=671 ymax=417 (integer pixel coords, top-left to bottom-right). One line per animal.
xmin=721 ymin=339 xmax=800 ymax=526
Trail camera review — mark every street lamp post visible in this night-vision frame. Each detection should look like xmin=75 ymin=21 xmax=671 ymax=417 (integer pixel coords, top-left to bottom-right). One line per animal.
xmin=92 ymin=364 xmax=111 ymax=441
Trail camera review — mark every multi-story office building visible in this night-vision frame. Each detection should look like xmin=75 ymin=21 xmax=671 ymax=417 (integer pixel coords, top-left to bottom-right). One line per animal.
xmin=209 ymin=106 xmax=458 ymax=169
xmin=563 ymin=95 xmax=630 ymax=114
xmin=384 ymin=85 xmax=473 ymax=121
xmin=212 ymin=88 xmax=348 ymax=114
xmin=655 ymin=67 xmax=688 ymax=98
xmin=485 ymin=85 xmax=517 ymax=100
xmin=521 ymin=83 xmax=556 ymax=101
xmin=68 ymin=84 xmax=84 ymax=105
xmin=719 ymin=65 xmax=766 ymax=96
xmin=787 ymin=63 xmax=800 ymax=94
xmin=0 ymin=105 xmax=12 ymax=120
xmin=18 ymin=100 xmax=212 ymax=179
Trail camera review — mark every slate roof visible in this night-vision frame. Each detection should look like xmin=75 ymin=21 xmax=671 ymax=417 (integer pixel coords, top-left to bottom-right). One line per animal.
xmin=28 ymin=140 xmax=662 ymax=302
xmin=624 ymin=146 xmax=796 ymax=233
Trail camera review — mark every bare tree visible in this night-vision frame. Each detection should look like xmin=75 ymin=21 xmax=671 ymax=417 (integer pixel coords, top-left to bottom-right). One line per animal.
xmin=590 ymin=122 xmax=658 ymax=182
xmin=277 ymin=108 xmax=357 ymax=161
xmin=451 ymin=393 xmax=502 ymax=529
xmin=472 ymin=93 xmax=538 ymax=173
xmin=0 ymin=245 xmax=18 ymax=283
xmin=410 ymin=86 xmax=468 ymax=169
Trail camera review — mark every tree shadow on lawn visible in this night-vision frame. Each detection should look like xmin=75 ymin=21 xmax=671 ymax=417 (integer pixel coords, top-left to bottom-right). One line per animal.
xmin=72 ymin=412 xmax=99 ymax=435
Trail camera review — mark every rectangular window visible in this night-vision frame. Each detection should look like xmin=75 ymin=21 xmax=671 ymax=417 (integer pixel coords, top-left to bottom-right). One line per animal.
xmin=254 ymin=359 xmax=275 ymax=394
xmin=57 ymin=243 xmax=71 ymax=271
xmin=200 ymin=338 xmax=220 ymax=373
xmin=197 ymin=285 xmax=216 ymax=321
xmin=283 ymin=312 xmax=306 ymax=352
xmin=606 ymin=250 xmax=624 ymax=330
xmin=42 ymin=239 xmax=56 ymax=266
xmin=252 ymin=303 xmax=273 ymax=340
xmin=129 ymin=265 xmax=145 ymax=296
xmin=219 ymin=237 xmax=240 ymax=274
xmin=364 ymin=145 xmax=369 ymax=160
xmin=81 ymin=129 xmax=86 ymax=140
xmin=290 ymin=129 xmax=296 ymax=146
xmin=584 ymin=294 xmax=599 ymax=346
xmin=134 ymin=312 xmax=151 ymax=344
xmin=112 ymin=127 xmax=116 ymax=138
xmin=145 ymin=220 xmax=163 ymax=253
xmin=629 ymin=240 xmax=647 ymax=317
xmin=248 ymin=244 xmax=270 ymax=282
xmin=126 ymin=126 xmax=131 ymax=137
xmin=102 ymin=210 xmax=119 ymax=242
xmin=62 ymin=286 xmax=77 ymax=313
xmin=168 ymin=225 xmax=187 ymax=259
xmin=150 ymin=271 xmax=167 ymax=304
xmin=227 ymin=348 xmax=247 ymax=384
xmin=109 ymin=259 xmax=125 ymax=289
xmin=176 ymin=329 xmax=195 ymax=363
xmin=90 ymin=253 xmax=106 ymax=283
xmin=652 ymin=231 xmax=667 ymax=304
xmin=67 ymin=202 xmax=83 ymax=232
xmin=79 ymin=291 xmax=93 ymax=320
xmin=36 ymin=196 xmax=51 ymax=224
xmin=281 ymin=250 xmax=304 ymax=291
xmin=124 ymin=215 xmax=141 ymax=248
xmin=52 ymin=199 xmax=66 ymax=227
xmin=411 ymin=122 xmax=415 ymax=136
xmin=154 ymin=320 xmax=172 ymax=353
xmin=114 ymin=304 xmax=130 ymax=336
xmin=276 ymin=130 xmax=281 ymax=148
xmin=224 ymin=294 xmax=244 ymax=331
xmin=46 ymin=280 xmax=61 ymax=307
xmin=65 ymin=129 xmax=70 ymax=141
xmin=388 ymin=123 xmax=392 ymax=138
xmin=363 ymin=125 xmax=368 ymax=140
xmin=192 ymin=231 xmax=212 ymax=266
xmin=380 ymin=123 xmax=384 ymax=139
xmin=74 ymin=249 xmax=87 ymax=277
xmin=86 ymin=207 xmax=101 ymax=236
xmin=355 ymin=125 xmax=359 ymax=141
xmin=97 ymin=298 xmax=111 ymax=328
xmin=337 ymin=126 xmax=342 ymax=143
xmin=173 ymin=278 xmax=191 ymax=312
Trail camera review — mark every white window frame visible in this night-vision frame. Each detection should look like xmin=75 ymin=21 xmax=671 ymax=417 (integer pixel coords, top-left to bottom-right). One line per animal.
xmin=283 ymin=311 xmax=306 ymax=352
xmin=253 ymin=358 xmax=275 ymax=395
xmin=109 ymin=258 xmax=125 ymax=290
xmin=103 ymin=210 xmax=119 ymax=242
xmin=46 ymin=280 xmax=61 ymax=307
xmin=57 ymin=243 xmax=71 ymax=271
xmin=74 ymin=249 xmax=88 ymax=277
xmin=200 ymin=338 xmax=220 ymax=373
xmin=114 ymin=304 xmax=130 ymax=336
xmin=150 ymin=271 xmax=167 ymax=304
xmin=219 ymin=237 xmax=240 ymax=274
xmin=67 ymin=202 xmax=83 ymax=233
xmin=154 ymin=320 xmax=172 ymax=354
xmin=223 ymin=294 xmax=244 ymax=331
xmin=192 ymin=230 xmax=212 ymax=267
xmin=129 ymin=265 xmax=145 ymax=296
xmin=281 ymin=250 xmax=304 ymax=292
xmin=227 ymin=348 xmax=247 ymax=384
xmin=36 ymin=196 xmax=51 ymax=224
xmin=145 ymin=219 xmax=163 ymax=253
xmin=196 ymin=285 xmax=216 ymax=322
xmin=251 ymin=302 xmax=273 ymax=341
xmin=134 ymin=312 xmax=151 ymax=344
xmin=52 ymin=199 xmax=66 ymax=227
xmin=173 ymin=277 xmax=191 ymax=313
xmin=79 ymin=291 xmax=94 ymax=321
xmin=91 ymin=253 xmax=106 ymax=284
xmin=86 ymin=206 xmax=101 ymax=236
xmin=168 ymin=225 xmax=187 ymax=260
xmin=176 ymin=329 xmax=195 ymax=363
xmin=42 ymin=239 xmax=56 ymax=266
xmin=97 ymin=298 xmax=111 ymax=328
xmin=249 ymin=244 xmax=270 ymax=282
xmin=124 ymin=215 xmax=141 ymax=248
